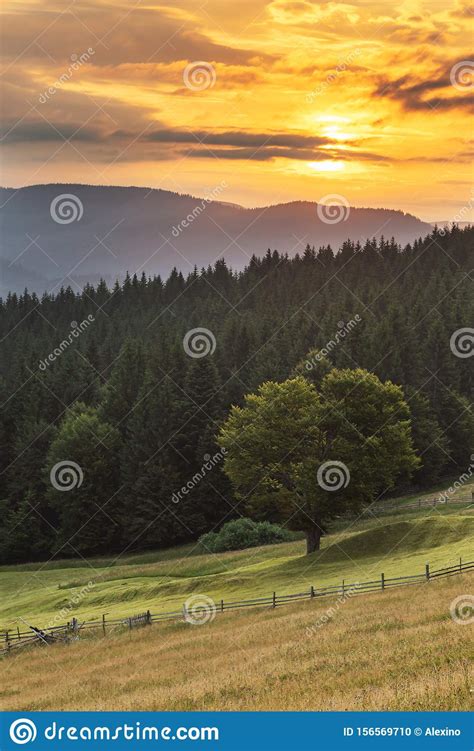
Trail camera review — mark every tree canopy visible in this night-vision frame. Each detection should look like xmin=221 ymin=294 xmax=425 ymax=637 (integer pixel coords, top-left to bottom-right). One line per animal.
xmin=218 ymin=371 xmax=419 ymax=553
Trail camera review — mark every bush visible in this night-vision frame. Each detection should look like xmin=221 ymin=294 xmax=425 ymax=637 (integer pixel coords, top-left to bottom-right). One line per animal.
xmin=198 ymin=517 xmax=293 ymax=553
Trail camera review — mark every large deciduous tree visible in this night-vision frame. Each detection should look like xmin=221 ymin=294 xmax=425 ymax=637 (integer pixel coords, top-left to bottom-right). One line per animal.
xmin=218 ymin=371 xmax=419 ymax=554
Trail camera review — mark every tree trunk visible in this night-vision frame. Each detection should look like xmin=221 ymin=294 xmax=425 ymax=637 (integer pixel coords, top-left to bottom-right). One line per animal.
xmin=305 ymin=523 xmax=322 ymax=554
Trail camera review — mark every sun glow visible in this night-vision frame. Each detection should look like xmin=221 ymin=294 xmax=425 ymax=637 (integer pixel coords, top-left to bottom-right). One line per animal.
xmin=308 ymin=160 xmax=345 ymax=172
xmin=322 ymin=126 xmax=353 ymax=141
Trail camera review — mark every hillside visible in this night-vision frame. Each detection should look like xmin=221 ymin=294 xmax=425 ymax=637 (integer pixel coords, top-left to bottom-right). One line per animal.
xmin=1 ymin=481 xmax=472 ymax=628
xmin=1 ymin=482 xmax=472 ymax=713
xmin=0 ymin=184 xmax=433 ymax=295
xmin=2 ymin=572 xmax=472 ymax=712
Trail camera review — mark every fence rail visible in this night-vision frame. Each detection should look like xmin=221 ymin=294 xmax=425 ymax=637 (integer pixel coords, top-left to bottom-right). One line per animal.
xmin=2 ymin=557 xmax=472 ymax=657
xmin=372 ymin=492 xmax=473 ymax=514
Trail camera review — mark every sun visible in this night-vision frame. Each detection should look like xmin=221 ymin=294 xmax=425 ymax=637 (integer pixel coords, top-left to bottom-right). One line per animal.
xmin=307 ymin=160 xmax=345 ymax=172
xmin=322 ymin=125 xmax=353 ymax=141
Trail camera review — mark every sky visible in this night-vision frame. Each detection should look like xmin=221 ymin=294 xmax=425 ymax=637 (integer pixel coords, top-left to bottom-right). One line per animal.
xmin=1 ymin=0 xmax=473 ymax=221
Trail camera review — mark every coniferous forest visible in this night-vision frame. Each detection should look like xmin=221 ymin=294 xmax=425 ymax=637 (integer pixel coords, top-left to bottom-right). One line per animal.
xmin=0 ymin=225 xmax=472 ymax=563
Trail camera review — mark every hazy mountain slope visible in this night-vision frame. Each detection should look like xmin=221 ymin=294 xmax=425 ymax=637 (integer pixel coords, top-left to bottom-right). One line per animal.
xmin=0 ymin=184 xmax=433 ymax=295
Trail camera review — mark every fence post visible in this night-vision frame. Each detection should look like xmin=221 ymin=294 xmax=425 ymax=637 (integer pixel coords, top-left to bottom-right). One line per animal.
xmin=220 ymin=599 xmax=224 ymax=613
xmin=17 ymin=626 xmax=20 ymax=640
xmin=341 ymin=579 xmax=345 ymax=597
xmin=425 ymin=563 xmax=430 ymax=581
xmin=459 ymin=557 xmax=462 ymax=572
xmin=381 ymin=572 xmax=385 ymax=590
xmin=102 ymin=614 xmax=106 ymax=636
xmin=310 ymin=585 xmax=315 ymax=598
xmin=5 ymin=631 xmax=10 ymax=653
xmin=272 ymin=591 xmax=276 ymax=608
xmin=146 ymin=610 xmax=151 ymax=625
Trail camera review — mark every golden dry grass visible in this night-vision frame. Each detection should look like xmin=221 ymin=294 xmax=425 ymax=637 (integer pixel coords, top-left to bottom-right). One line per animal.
xmin=1 ymin=573 xmax=472 ymax=712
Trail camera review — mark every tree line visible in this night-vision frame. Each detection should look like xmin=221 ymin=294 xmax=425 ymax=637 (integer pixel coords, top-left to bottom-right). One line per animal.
xmin=0 ymin=225 xmax=472 ymax=562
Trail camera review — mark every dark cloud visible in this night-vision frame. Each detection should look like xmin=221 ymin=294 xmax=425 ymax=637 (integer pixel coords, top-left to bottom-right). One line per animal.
xmin=0 ymin=118 xmax=390 ymax=164
xmin=1 ymin=121 xmax=108 ymax=144
xmin=145 ymin=129 xmax=332 ymax=148
xmin=375 ymin=58 xmax=474 ymax=112
xmin=145 ymin=129 xmax=390 ymax=162
xmin=2 ymin=9 xmax=275 ymax=67
xmin=186 ymin=146 xmax=330 ymax=160
xmin=179 ymin=145 xmax=389 ymax=163
xmin=1 ymin=123 xmax=333 ymax=149
xmin=404 ymin=153 xmax=474 ymax=163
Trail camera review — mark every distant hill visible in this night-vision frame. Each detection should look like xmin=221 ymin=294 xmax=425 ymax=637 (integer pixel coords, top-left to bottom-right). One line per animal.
xmin=0 ymin=183 xmax=433 ymax=295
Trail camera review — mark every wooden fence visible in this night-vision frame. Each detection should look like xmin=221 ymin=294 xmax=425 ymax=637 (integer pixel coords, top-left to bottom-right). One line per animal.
xmin=2 ymin=557 xmax=472 ymax=657
xmin=370 ymin=491 xmax=473 ymax=514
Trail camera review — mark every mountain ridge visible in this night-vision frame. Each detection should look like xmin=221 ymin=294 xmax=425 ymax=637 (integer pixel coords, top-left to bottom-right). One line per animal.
xmin=1 ymin=182 xmax=434 ymax=218
xmin=0 ymin=183 xmax=435 ymax=296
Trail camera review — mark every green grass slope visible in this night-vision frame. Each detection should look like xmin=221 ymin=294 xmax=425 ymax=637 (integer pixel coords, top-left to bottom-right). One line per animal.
xmin=0 ymin=484 xmax=472 ymax=630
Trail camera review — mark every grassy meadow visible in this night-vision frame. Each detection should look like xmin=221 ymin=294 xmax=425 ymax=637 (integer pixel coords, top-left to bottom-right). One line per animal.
xmin=0 ymin=481 xmax=473 ymax=630
xmin=0 ymin=480 xmax=472 ymax=711
xmin=1 ymin=573 xmax=472 ymax=711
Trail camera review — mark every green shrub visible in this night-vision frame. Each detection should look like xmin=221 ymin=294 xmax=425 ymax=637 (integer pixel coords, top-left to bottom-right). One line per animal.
xmin=198 ymin=517 xmax=293 ymax=553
